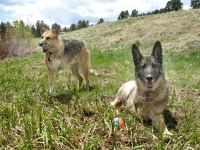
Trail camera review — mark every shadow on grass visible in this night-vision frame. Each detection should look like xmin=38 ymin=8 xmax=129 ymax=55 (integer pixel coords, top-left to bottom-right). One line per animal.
xmin=53 ymin=93 xmax=73 ymax=104
xmin=49 ymin=84 xmax=99 ymax=105
xmin=163 ymin=108 xmax=178 ymax=130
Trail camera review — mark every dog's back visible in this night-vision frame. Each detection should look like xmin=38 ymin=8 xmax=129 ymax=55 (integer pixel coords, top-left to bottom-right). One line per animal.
xmin=63 ymin=39 xmax=86 ymax=61
xmin=111 ymin=81 xmax=136 ymax=110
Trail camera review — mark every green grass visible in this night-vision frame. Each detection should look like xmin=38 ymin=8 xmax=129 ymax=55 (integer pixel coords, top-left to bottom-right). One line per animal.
xmin=165 ymin=49 xmax=200 ymax=89
xmin=0 ymin=9 xmax=200 ymax=149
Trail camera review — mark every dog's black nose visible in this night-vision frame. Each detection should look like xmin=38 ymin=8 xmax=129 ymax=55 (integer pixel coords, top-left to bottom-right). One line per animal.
xmin=146 ymin=75 xmax=153 ymax=82
xmin=39 ymin=42 xmax=43 ymax=46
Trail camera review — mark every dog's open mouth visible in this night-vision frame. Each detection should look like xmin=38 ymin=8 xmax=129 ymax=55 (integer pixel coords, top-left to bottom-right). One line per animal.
xmin=146 ymin=82 xmax=154 ymax=88
xmin=42 ymin=45 xmax=50 ymax=53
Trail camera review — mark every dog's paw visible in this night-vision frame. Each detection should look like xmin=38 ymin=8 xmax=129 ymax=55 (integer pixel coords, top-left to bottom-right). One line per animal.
xmin=163 ymin=128 xmax=173 ymax=136
xmin=49 ymin=90 xmax=54 ymax=96
xmin=161 ymin=128 xmax=173 ymax=140
xmin=110 ymin=101 xmax=115 ymax=106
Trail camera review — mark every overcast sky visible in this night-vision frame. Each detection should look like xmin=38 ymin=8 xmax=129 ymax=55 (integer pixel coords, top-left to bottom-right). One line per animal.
xmin=0 ymin=0 xmax=191 ymax=28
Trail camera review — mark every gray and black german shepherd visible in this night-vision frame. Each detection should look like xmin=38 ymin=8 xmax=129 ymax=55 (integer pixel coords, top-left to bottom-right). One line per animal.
xmin=111 ymin=41 xmax=172 ymax=135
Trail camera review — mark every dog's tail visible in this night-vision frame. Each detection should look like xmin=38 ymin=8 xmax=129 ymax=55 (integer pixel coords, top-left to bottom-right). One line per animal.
xmin=89 ymin=69 xmax=98 ymax=76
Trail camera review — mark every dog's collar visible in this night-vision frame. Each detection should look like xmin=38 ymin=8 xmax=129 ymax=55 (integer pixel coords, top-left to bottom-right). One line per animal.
xmin=143 ymin=92 xmax=147 ymax=101
xmin=47 ymin=52 xmax=53 ymax=61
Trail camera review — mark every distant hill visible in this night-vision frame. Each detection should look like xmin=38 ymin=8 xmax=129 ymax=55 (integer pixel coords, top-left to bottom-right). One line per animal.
xmin=62 ymin=9 xmax=200 ymax=53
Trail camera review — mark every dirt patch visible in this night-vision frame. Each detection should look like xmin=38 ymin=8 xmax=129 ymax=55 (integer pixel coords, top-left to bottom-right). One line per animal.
xmin=97 ymin=69 xmax=116 ymax=77
xmin=176 ymin=88 xmax=200 ymax=102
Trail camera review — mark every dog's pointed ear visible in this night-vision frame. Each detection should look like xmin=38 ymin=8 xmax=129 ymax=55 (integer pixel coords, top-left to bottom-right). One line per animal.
xmin=132 ymin=44 xmax=143 ymax=66
xmin=151 ymin=41 xmax=163 ymax=64
xmin=40 ymin=26 xmax=47 ymax=34
xmin=52 ymin=25 xmax=60 ymax=36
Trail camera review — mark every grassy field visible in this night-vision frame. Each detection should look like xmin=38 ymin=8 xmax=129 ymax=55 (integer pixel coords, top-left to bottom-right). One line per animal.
xmin=0 ymin=9 xmax=200 ymax=149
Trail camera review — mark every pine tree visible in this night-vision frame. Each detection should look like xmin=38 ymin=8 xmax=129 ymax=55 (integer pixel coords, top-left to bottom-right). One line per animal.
xmin=31 ymin=25 xmax=36 ymax=37
xmin=118 ymin=10 xmax=129 ymax=20
xmin=130 ymin=9 xmax=138 ymax=17
xmin=70 ymin=24 xmax=77 ymax=31
xmin=97 ymin=18 xmax=104 ymax=24
xmin=191 ymin=0 xmax=200 ymax=8
xmin=165 ymin=0 xmax=183 ymax=11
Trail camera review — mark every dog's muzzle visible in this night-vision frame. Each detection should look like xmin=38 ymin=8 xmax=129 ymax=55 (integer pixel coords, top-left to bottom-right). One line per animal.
xmin=39 ymin=42 xmax=50 ymax=53
xmin=39 ymin=42 xmax=43 ymax=47
xmin=145 ymin=74 xmax=154 ymax=88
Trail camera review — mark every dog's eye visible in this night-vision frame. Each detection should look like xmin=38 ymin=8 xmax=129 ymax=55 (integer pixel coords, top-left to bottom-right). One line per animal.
xmin=46 ymin=37 xmax=51 ymax=40
xmin=141 ymin=64 xmax=146 ymax=69
xmin=152 ymin=63 xmax=157 ymax=68
xmin=41 ymin=36 xmax=44 ymax=39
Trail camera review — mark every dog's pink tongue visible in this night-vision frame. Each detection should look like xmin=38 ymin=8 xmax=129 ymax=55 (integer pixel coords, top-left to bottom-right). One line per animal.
xmin=146 ymin=82 xmax=153 ymax=88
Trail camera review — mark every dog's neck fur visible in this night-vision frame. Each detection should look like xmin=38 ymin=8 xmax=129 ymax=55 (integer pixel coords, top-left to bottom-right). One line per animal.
xmin=47 ymin=52 xmax=52 ymax=61
xmin=45 ymin=36 xmax=64 ymax=61
xmin=135 ymin=74 xmax=169 ymax=103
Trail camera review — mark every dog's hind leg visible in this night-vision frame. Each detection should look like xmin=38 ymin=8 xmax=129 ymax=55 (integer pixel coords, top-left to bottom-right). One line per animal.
xmin=77 ymin=49 xmax=97 ymax=90
xmin=70 ymin=63 xmax=83 ymax=89
xmin=82 ymin=69 xmax=90 ymax=90
xmin=81 ymin=62 xmax=93 ymax=90
xmin=78 ymin=56 xmax=90 ymax=90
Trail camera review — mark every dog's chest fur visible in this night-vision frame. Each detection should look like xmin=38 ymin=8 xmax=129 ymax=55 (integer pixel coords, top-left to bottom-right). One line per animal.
xmin=47 ymin=58 xmax=64 ymax=71
xmin=46 ymin=55 xmax=77 ymax=71
xmin=133 ymin=78 xmax=169 ymax=120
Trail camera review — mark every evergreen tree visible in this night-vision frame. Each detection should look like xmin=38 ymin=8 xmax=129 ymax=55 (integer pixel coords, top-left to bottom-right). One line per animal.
xmin=35 ymin=20 xmax=41 ymax=37
xmin=118 ymin=10 xmax=129 ymax=20
xmin=77 ymin=20 xmax=83 ymax=29
xmin=130 ymin=9 xmax=138 ymax=17
xmin=31 ymin=25 xmax=36 ymax=37
xmin=0 ymin=21 xmax=6 ymax=32
xmin=160 ymin=8 xmax=167 ymax=13
xmin=35 ymin=20 xmax=49 ymax=37
xmin=77 ymin=20 xmax=89 ymax=29
xmin=191 ymin=0 xmax=200 ymax=8
xmin=86 ymin=20 xmax=89 ymax=27
xmin=51 ymin=23 xmax=61 ymax=30
xmin=165 ymin=0 xmax=183 ymax=11
xmin=97 ymin=18 xmax=104 ymax=24
xmin=0 ymin=22 xmax=7 ymax=41
xmin=62 ymin=27 xmax=69 ymax=32
xmin=82 ymin=20 xmax=86 ymax=28
xmin=124 ymin=10 xmax=129 ymax=18
xmin=70 ymin=24 xmax=77 ymax=31
xmin=153 ymin=9 xmax=160 ymax=14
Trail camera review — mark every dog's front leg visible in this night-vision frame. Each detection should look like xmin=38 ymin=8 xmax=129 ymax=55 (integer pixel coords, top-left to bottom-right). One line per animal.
xmin=151 ymin=114 xmax=173 ymax=136
xmin=48 ymin=69 xmax=55 ymax=95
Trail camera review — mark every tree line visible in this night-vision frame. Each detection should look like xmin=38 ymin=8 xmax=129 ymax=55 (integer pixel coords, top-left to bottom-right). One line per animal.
xmin=118 ymin=0 xmax=184 ymax=20
xmin=118 ymin=0 xmax=200 ymax=20
xmin=31 ymin=19 xmax=105 ymax=37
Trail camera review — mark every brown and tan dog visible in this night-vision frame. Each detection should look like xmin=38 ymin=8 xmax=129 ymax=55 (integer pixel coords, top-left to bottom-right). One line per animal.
xmin=111 ymin=41 xmax=172 ymax=135
xmin=39 ymin=26 xmax=97 ymax=94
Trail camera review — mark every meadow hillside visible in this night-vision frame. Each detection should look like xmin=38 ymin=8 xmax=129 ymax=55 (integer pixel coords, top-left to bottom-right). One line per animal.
xmin=0 ymin=9 xmax=200 ymax=149
xmin=63 ymin=9 xmax=200 ymax=54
